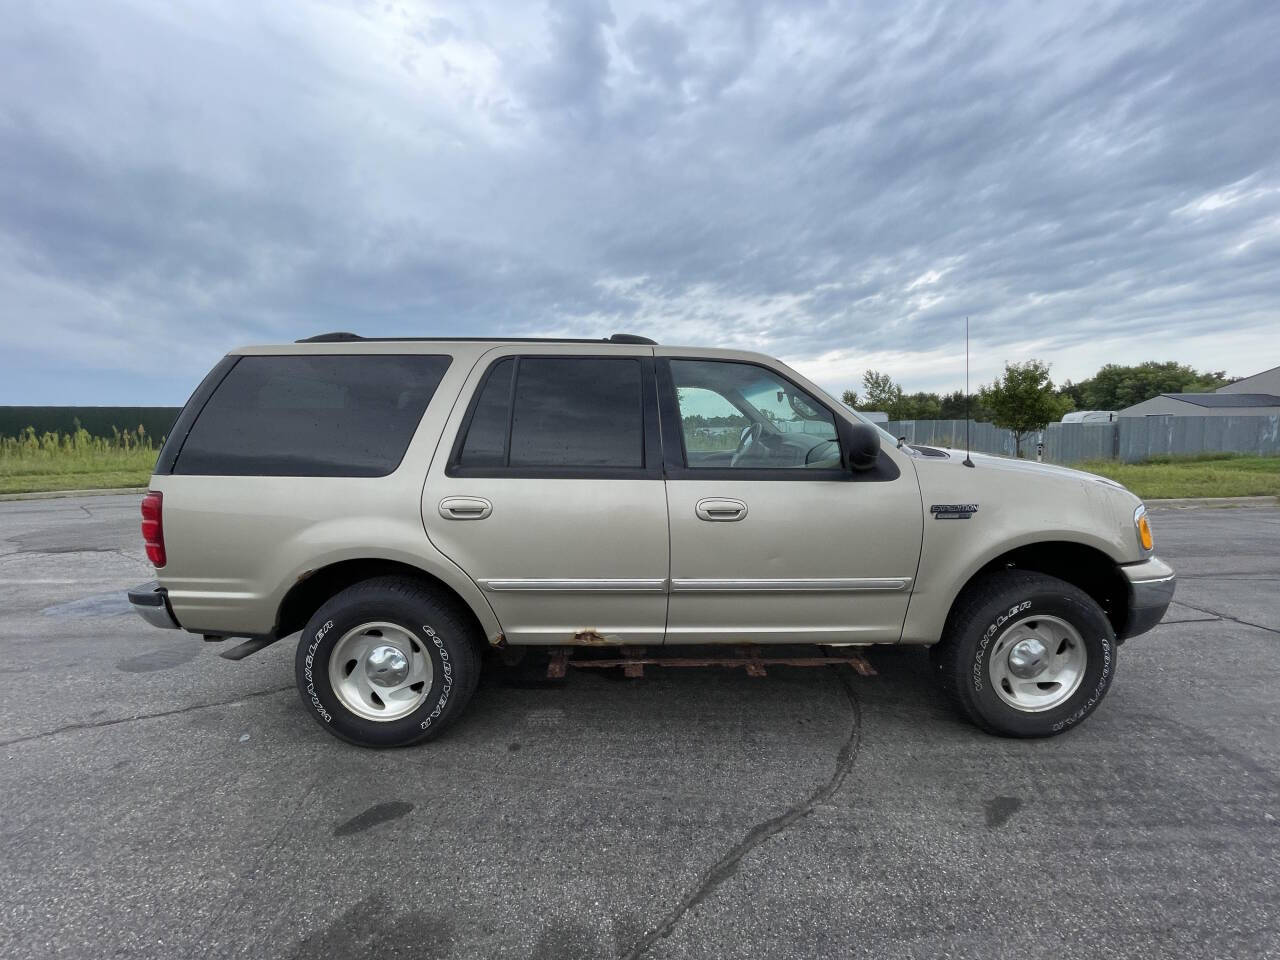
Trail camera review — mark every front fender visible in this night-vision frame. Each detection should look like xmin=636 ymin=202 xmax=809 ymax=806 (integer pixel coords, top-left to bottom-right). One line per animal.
xmin=900 ymin=460 xmax=1140 ymax=644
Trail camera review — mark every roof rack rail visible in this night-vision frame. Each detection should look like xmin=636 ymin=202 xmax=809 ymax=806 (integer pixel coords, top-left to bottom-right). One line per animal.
xmin=295 ymin=332 xmax=364 ymax=343
xmin=295 ymin=332 xmax=659 ymax=345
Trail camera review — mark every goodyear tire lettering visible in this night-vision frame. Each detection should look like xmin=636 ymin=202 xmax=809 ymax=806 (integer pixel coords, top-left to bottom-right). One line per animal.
xmin=304 ymin=619 xmax=334 ymax=723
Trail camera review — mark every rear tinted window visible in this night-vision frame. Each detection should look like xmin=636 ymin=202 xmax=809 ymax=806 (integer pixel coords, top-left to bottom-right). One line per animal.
xmin=453 ymin=356 xmax=644 ymax=470
xmin=457 ymin=358 xmax=514 ymax=467
xmin=173 ymin=354 xmax=451 ymax=476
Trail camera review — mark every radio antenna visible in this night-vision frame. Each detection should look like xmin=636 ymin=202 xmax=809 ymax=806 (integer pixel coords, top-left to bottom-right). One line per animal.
xmin=962 ymin=316 xmax=974 ymax=468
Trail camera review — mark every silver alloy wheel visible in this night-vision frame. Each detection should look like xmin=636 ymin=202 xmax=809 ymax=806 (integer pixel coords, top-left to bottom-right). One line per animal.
xmin=328 ymin=621 xmax=434 ymax=722
xmin=987 ymin=614 xmax=1087 ymax=713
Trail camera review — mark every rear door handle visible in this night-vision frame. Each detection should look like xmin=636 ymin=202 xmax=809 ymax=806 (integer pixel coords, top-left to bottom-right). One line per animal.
xmin=438 ymin=497 xmax=493 ymax=521
xmin=695 ymin=498 xmax=748 ymax=522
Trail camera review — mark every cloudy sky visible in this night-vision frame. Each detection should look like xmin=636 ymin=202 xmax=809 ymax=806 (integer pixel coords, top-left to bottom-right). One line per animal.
xmin=1 ymin=0 xmax=1277 ymax=405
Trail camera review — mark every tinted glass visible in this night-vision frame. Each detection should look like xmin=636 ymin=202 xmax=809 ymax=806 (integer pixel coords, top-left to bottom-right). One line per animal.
xmin=454 ymin=356 xmax=645 ymax=469
xmin=174 ymin=354 xmax=451 ymax=476
xmin=457 ymin=358 xmax=513 ymax=467
xmin=670 ymin=359 xmax=839 ymax=469
xmin=154 ymin=355 xmax=238 ymax=474
xmin=510 ymin=358 xmax=643 ymax=467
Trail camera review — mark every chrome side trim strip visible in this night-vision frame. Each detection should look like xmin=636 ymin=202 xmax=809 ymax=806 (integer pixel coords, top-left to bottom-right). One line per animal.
xmin=669 ymin=577 xmax=911 ymax=593
xmin=479 ymin=577 xmax=912 ymax=594
xmin=479 ymin=578 xmax=669 ymax=593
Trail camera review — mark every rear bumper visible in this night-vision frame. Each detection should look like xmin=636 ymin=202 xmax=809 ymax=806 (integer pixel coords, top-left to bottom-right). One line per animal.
xmin=1119 ymin=557 xmax=1176 ymax=640
xmin=127 ymin=580 xmax=180 ymax=630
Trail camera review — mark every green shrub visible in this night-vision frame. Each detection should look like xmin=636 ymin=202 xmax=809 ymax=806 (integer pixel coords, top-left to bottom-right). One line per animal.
xmin=0 ymin=426 xmax=161 ymax=493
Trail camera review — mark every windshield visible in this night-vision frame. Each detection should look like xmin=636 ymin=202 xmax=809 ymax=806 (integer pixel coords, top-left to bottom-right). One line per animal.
xmin=738 ymin=378 xmax=828 ymax=423
xmin=778 ymin=377 xmax=904 ymax=449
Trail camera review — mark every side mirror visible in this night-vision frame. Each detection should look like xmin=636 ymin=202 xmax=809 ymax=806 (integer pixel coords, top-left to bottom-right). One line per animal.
xmin=840 ymin=420 xmax=881 ymax=472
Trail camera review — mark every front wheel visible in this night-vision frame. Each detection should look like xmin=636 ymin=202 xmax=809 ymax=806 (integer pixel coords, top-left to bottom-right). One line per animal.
xmin=931 ymin=570 xmax=1117 ymax=737
xmin=295 ymin=576 xmax=481 ymax=747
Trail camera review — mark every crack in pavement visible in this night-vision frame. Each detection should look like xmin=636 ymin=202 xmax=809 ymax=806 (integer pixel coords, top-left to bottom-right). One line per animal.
xmin=1171 ymin=598 xmax=1279 ymax=636
xmin=13 ymin=546 xmax=143 ymax=564
xmin=0 ymin=685 xmax=294 ymax=747
xmin=619 ymin=667 xmax=863 ymax=960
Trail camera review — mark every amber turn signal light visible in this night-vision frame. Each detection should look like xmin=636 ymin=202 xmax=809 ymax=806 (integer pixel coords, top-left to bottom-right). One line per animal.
xmin=1136 ymin=509 xmax=1153 ymax=552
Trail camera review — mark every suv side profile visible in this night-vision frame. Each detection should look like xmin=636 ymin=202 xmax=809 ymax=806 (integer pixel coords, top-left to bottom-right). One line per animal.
xmin=128 ymin=333 xmax=1175 ymax=747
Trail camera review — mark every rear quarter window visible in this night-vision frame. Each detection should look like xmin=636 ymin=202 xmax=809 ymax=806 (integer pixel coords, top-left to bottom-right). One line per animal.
xmin=171 ymin=354 xmax=451 ymax=477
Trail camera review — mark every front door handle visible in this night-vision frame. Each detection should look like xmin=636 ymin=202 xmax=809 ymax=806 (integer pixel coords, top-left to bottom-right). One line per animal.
xmin=695 ymin=498 xmax=748 ymax=522
xmin=438 ymin=497 xmax=493 ymax=521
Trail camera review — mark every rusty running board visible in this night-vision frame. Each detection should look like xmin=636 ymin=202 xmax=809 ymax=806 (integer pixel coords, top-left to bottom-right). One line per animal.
xmin=545 ymin=645 xmax=877 ymax=680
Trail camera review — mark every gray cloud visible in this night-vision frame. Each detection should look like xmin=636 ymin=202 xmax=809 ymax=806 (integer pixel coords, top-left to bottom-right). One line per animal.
xmin=0 ymin=0 xmax=1277 ymax=403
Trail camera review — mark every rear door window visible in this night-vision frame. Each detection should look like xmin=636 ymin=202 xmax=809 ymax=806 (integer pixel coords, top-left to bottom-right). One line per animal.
xmin=451 ymin=356 xmax=647 ymax=473
xmin=173 ymin=354 xmax=451 ymax=476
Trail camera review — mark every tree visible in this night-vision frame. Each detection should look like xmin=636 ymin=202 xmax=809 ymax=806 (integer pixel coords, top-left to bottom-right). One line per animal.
xmin=843 ymin=375 xmax=990 ymax=422
xmin=899 ymin=391 xmax=942 ymax=420
xmin=841 ymin=370 xmax=905 ymax=417
xmin=939 ymin=389 xmax=991 ymax=422
xmin=1072 ymin=361 xmax=1230 ymax=410
xmin=979 ymin=359 xmax=1073 ymax=457
xmin=860 ymin=370 xmax=904 ymax=414
xmin=1056 ymin=379 xmax=1087 ymax=409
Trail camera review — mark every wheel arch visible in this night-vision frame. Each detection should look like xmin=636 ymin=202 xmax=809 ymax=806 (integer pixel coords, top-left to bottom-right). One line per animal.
xmin=941 ymin=540 xmax=1131 ymax=640
xmin=273 ymin=557 xmax=499 ymax=645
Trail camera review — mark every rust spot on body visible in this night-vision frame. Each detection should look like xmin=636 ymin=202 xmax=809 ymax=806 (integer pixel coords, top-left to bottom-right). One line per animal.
xmin=573 ymin=628 xmax=609 ymax=644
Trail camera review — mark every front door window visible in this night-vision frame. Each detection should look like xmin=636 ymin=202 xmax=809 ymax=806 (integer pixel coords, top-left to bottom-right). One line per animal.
xmin=669 ymin=359 xmax=840 ymax=470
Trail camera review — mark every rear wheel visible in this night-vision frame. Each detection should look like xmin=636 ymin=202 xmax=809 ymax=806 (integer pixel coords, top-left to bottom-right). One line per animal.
xmin=932 ymin=570 xmax=1116 ymax=737
xmin=294 ymin=576 xmax=482 ymax=747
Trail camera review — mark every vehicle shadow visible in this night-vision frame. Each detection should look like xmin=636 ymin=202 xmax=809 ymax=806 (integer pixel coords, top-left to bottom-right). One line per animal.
xmin=471 ymin=642 xmax=954 ymax=731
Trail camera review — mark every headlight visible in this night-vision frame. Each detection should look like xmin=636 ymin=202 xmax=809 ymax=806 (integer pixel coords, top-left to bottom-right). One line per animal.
xmin=1134 ymin=504 xmax=1153 ymax=552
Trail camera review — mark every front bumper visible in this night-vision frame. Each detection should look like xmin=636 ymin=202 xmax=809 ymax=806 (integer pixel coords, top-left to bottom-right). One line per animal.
xmin=1118 ymin=557 xmax=1176 ymax=640
xmin=127 ymin=580 xmax=180 ymax=630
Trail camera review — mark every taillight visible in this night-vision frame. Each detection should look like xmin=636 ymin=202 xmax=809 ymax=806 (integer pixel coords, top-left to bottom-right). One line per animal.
xmin=141 ymin=491 xmax=166 ymax=567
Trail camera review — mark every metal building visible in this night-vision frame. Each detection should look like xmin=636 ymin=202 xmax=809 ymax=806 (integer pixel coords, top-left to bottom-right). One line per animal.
xmin=1118 ymin=392 xmax=1280 ymax=417
xmin=1216 ymin=363 xmax=1280 ymax=396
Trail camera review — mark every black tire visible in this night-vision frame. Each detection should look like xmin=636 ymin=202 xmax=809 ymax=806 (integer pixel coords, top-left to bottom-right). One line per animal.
xmin=294 ymin=576 xmax=482 ymax=747
xmin=931 ymin=570 xmax=1117 ymax=737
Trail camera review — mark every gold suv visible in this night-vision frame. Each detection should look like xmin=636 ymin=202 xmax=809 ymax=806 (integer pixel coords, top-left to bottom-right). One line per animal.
xmin=127 ymin=333 xmax=1174 ymax=746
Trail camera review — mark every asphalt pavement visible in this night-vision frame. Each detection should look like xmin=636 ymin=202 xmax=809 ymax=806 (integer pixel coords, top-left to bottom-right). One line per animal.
xmin=1 ymin=495 xmax=1277 ymax=959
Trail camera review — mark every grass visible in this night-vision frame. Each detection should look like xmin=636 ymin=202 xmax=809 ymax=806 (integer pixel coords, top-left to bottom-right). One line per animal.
xmin=2 ymin=425 xmax=1276 ymax=500
xmin=0 ymin=427 xmax=157 ymax=495
xmin=1077 ymin=452 xmax=1280 ymax=500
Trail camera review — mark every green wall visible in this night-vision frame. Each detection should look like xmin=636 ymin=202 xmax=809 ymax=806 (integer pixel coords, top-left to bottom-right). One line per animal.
xmin=0 ymin=407 xmax=182 ymax=441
